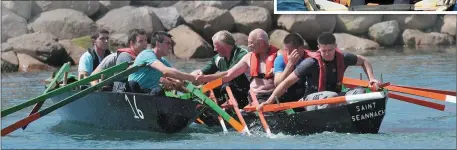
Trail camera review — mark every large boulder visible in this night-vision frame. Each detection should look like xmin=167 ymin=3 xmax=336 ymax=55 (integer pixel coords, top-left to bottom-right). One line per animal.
xmin=130 ymin=1 xmax=177 ymax=7
xmin=59 ymin=39 xmax=87 ymax=65
xmin=402 ymin=29 xmax=455 ymax=46
xmin=98 ymin=1 xmax=131 ymax=15
xmin=28 ymin=9 xmax=97 ymax=40
xmin=1 ymin=1 xmax=32 ymax=21
xmin=230 ymin=6 xmax=271 ymax=35
xmin=1 ymin=51 xmax=19 ymax=73
xmin=244 ymin=0 xmax=274 ymax=15
xmin=181 ymin=5 xmax=234 ymax=41
xmin=232 ymin=33 xmax=248 ymax=47
xmin=7 ymin=32 xmax=70 ymax=66
xmin=172 ymin=1 xmax=242 ymax=12
xmin=383 ymin=14 xmax=437 ymax=31
xmin=96 ymin=6 xmax=165 ymax=35
xmin=440 ymin=15 xmax=456 ymax=37
xmin=335 ymin=14 xmax=383 ymax=35
xmin=1 ymin=6 xmax=28 ymax=42
xmin=1 ymin=43 xmax=13 ymax=52
xmin=17 ymin=53 xmax=54 ymax=72
xmin=368 ymin=20 xmax=401 ymax=46
xmin=150 ymin=7 xmax=183 ymax=30
xmin=334 ymin=33 xmax=380 ymax=50
xmin=277 ymin=14 xmax=336 ymax=40
xmin=168 ymin=25 xmax=213 ymax=59
xmin=109 ymin=33 xmax=129 ymax=49
xmin=32 ymin=1 xmax=100 ymax=17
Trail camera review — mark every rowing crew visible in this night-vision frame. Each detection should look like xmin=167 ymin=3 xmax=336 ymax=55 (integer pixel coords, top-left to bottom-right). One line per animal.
xmin=76 ymin=28 xmax=380 ymax=112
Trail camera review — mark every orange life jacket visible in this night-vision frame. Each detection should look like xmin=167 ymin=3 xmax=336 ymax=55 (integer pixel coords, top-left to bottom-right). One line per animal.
xmin=250 ymin=45 xmax=278 ymax=79
xmin=117 ymin=48 xmax=137 ymax=59
xmin=278 ymin=49 xmax=315 ymax=64
xmin=311 ymin=48 xmax=346 ymax=92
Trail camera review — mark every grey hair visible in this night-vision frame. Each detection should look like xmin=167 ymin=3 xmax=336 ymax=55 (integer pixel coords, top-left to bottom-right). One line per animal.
xmin=212 ymin=30 xmax=235 ymax=46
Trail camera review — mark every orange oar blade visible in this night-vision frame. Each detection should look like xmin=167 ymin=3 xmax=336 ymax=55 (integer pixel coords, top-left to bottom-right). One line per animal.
xmin=392 ymin=85 xmax=456 ymax=96
xmin=343 ymin=77 xmax=456 ymax=104
xmin=249 ymin=90 xmax=271 ymax=135
xmin=388 ymin=93 xmax=453 ymax=112
xmin=202 ymin=78 xmax=223 ymax=93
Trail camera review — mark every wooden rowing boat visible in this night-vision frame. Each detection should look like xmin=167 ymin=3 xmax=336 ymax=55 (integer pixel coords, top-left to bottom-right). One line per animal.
xmin=303 ymin=0 xmax=454 ymax=11
xmin=242 ymin=92 xmax=387 ymax=135
xmin=49 ymin=89 xmax=203 ymax=133
xmin=198 ymin=88 xmax=388 ymax=135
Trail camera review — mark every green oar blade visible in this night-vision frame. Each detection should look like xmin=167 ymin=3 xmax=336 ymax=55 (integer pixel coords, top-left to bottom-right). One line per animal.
xmin=1 ymin=62 xmax=130 ymax=118
xmin=22 ymin=62 xmax=71 ymax=130
xmin=184 ymin=82 xmax=246 ymax=134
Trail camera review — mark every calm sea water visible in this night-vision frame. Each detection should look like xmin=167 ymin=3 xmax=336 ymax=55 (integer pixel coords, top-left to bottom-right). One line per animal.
xmin=1 ymin=47 xmax=456 ymax=149
xmin=277 ymin=0 xmax=307 ymax=11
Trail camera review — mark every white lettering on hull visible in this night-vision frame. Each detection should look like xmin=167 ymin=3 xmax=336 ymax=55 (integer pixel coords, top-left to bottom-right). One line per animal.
xmin=125 ymin=95 xmax=144 ymax=119
xmin=351 ymin=110 xmax=385 ymax=122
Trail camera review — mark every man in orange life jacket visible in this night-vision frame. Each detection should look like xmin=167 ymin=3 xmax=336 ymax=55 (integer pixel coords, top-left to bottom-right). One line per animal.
xmin=273 ymin=33 xmax=311 ymax=102
xmin=196 ymin=28 xmax=278 ymax=103
xmin=257 ymin=32 xmax=380 ymax=111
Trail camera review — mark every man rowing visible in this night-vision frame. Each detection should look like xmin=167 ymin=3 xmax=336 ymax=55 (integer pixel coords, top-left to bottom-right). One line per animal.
xmin=196 ymin=28 xmax=279 ymax=104
xmin=190 ymin=30 xmax=250 ymax=108
xmin=78 ymin=28 xmax=112 ymax=79
xmin=90 ymin=28 xmax=148 ymax=86
xmin=273 ymin=33 xmax=310 ymax=102
xmin=128 ymin=31 xmax=197 ymax=96
xmin=258 ymin=32 xmax=380 ymax=111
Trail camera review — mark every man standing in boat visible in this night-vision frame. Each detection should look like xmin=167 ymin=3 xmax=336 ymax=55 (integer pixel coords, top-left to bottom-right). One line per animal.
xmin=190 ymin=30 xmax=250 ymax=108
xmin=127 ymin=31 xmax=198 ymax=96
xmin=196 ymin=28 xmax=278 ymax=104
xmin=78 ymin=28 xmax=112 ymax=79
xmin=257 ymin=32 xmax=380 ymax=111
xmin=273 ymin=33 xmax=310 ymax=103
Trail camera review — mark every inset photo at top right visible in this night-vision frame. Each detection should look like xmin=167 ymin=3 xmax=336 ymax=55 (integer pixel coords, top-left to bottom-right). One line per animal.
xmin=277 ymin=0 xmax=457 ymax=12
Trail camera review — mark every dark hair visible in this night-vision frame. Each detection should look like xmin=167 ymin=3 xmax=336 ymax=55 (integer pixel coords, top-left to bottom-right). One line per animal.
xmin=91 ymin=28 xmax=110 ymax=40
xmin=127 ymin=28 xmax=147 ymax=45
xmin=283 ymin=33 xmax=304 ymax=49
xmin=150 ymin=31 xmax=173 ymax=48
xmin=317 ymin=32 xmax=336 ymax=45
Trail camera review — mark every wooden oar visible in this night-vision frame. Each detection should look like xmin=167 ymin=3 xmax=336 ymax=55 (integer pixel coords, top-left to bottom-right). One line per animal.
xmin=1 ymin=62 xmax=131 ymax=118
xmin=225 ymin=86 xmax=251 ymax=135
xmin=21 ymin=62 xmax=71 ymax=130
xmin=1 ymin=63 xmax=145 ymax=136
xmin=390 ymin=85 xmax=456 ymax=96
xmin=202 ymin=78 xmax=223 ymax=93
xmin=209 ymin=90 xmax=228 ymax=133
xmin=388 ymin=92 xmax=453 ymax=112
xmin=342 ymin=77 xmax=456 ymax=104
xmin=244 ymin=92 xmax=386 ymax=113
xmin=184 ymin=82 xmax=248 ymax=134
xmin=248 ymin=90 xmax=272 ymax=136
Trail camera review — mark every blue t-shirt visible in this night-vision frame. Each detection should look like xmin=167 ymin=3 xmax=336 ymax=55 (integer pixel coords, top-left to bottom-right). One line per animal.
xmin=128 ymin=49 xmax=172 ymax=90
xmin=273 ymin=54 xmax=303 ymax=73
xmin=78 ymin=51 xmax=103 ymax=75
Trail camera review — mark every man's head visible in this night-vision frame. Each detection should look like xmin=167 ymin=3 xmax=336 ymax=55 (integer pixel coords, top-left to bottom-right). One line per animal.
xmin=212 ymin=30 xmax=235 ymax=58
xmin=127 ymin=28 xmax=148 ymax=55
xmin=248 ymin=28 xmax=270 ymax=54
xmin=317 ymin=32 xmax=337 ymax=61
xmin=283 ymin=33 xmax=304 ymax=52
xmin=150 ymin=31 xmax=174 ymax=57
xmin=91 ymin=28 xmax=110 ymax=51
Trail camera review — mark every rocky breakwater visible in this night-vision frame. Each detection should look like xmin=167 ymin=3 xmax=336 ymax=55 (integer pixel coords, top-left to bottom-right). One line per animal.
xmin=1 ymin=1 xmax=455 ymax=73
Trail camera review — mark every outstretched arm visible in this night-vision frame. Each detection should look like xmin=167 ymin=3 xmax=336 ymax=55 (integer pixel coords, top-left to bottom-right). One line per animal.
xmin=150 ymin=61 xmax=196 ymax=83
xmin=355 ymin=55 xmax=379 ymax=87
xmin=265 ymin=73 xmax=300 ymax=105
xmin=197 ymin=54 xmax=250 ymax=83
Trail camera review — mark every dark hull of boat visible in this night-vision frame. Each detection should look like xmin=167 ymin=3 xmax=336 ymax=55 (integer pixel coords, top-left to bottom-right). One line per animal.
xmin=50 ymin=91 xmax=202 ymax=133
xmin=242 ymin=97 xmax=388 ymax=135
